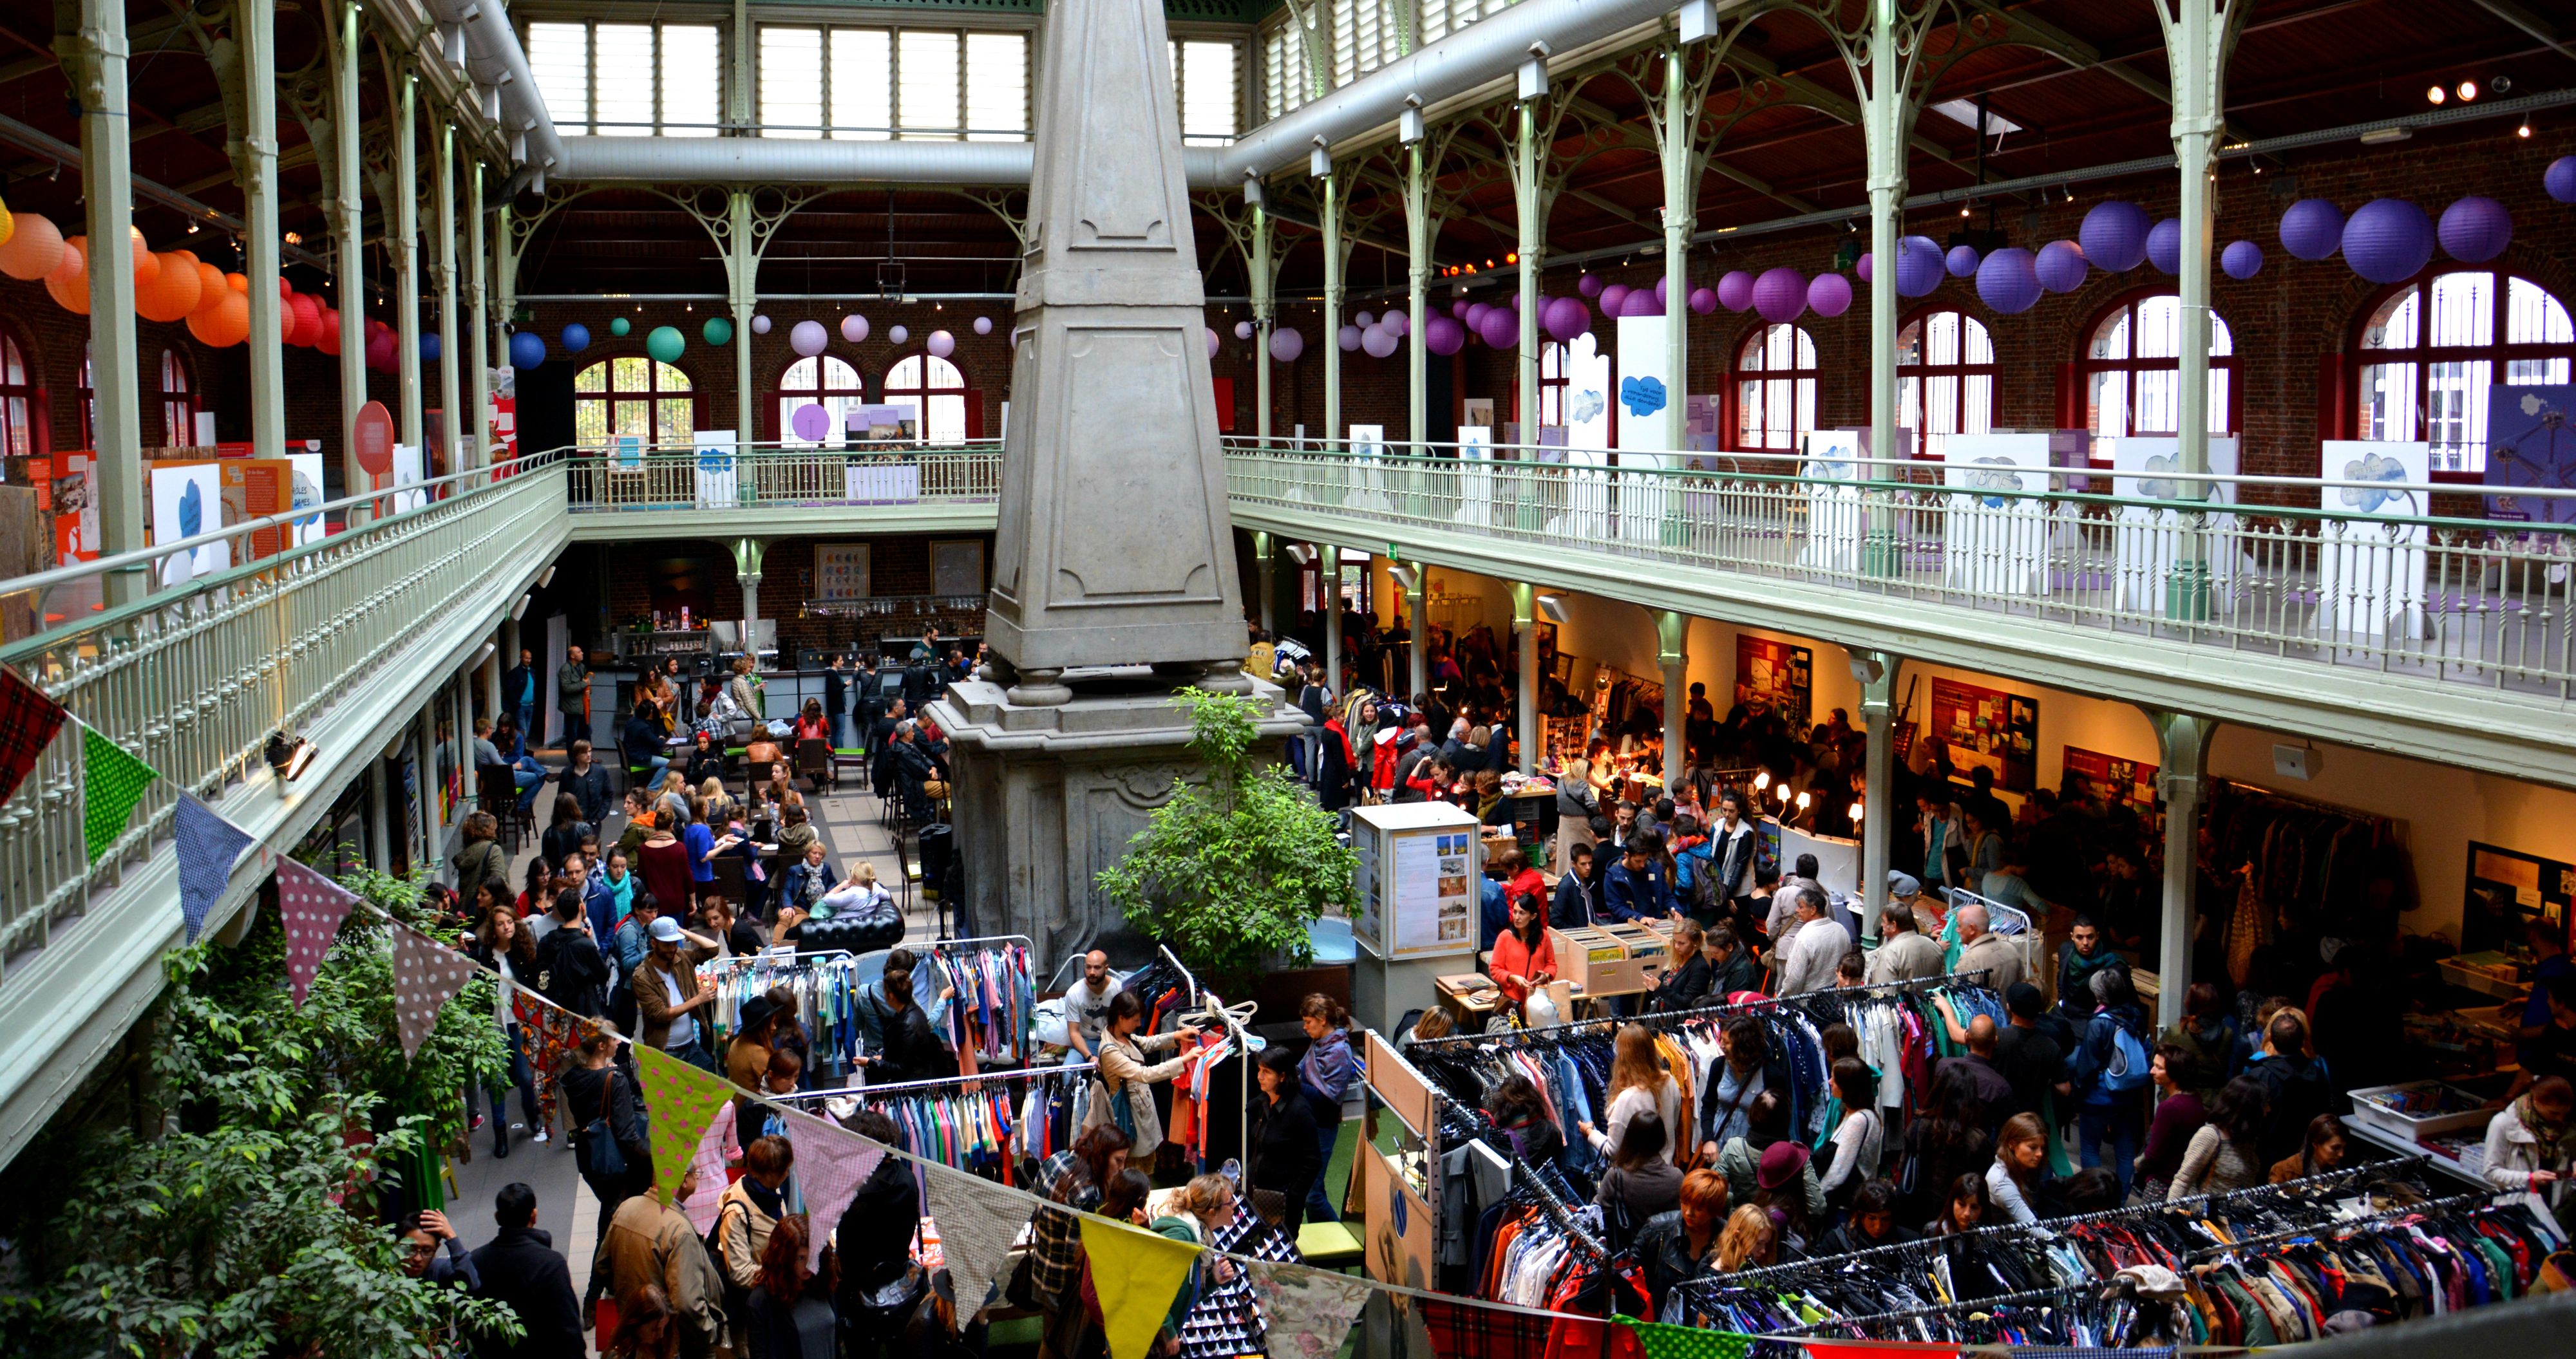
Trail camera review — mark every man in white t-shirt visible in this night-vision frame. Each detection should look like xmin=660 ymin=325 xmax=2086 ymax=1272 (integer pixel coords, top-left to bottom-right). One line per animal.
xmin=1063 ymin=951 xmax=1122 ymax=1060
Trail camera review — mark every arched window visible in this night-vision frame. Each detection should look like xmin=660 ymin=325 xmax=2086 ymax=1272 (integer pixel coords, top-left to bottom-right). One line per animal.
xmin=0 ymin=326 xmax=33 ymax=460
xmin=1899 ymin=308 xmax=1997 ymax=462
xmin=2355 ymin=270 xmax=2574 ymax=473
xmin=1734 ymin=323 xmax=1815 ymax=451
xmin=160 ymin=348 xmax=196 ymax=447
xmin=573 ymin=356 xmax=696 ymax=447
xmin=776 ymin=355 xmax=866 ymax=446
xmin=2080 ymin=292 xmax=2236 ymax=440
xmin=883 ymin=351 xmax=969 ymax=444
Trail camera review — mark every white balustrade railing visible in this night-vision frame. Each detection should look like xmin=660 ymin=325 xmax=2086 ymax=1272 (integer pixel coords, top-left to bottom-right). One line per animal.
xmin=1220 ymin=440 xmax=2576 ymax=700
xmin=562 ymin=441 xmax=1004 ymax=511
xmin=0 ymin=455 xmax=569 ymax=977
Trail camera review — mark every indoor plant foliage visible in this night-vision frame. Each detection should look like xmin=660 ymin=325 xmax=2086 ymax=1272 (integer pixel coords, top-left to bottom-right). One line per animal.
xmin=0 ymin=866 xmax=518 ymax=1358
xmin=1099 ymin=687 xmax=1359 ymax=989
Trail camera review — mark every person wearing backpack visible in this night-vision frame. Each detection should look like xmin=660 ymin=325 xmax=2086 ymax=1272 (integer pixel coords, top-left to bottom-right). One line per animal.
xmin=2070 ymin=964 xmax=2154 ymax=1200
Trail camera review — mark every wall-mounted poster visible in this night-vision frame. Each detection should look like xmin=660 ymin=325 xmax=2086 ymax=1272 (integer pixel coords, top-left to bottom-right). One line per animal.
xmin=1461 ymin=398 xmax=1495 ymax=429
xmin=1734 ymin=635 xmax=1812 ymax=727
xmin=2463 ymin=840 xmax=2576 ymax=955
xmin=148 ymin=460 xmax=227 ymax=586
xmin=2062 ymin=745 xmax=2157 ymax=813
xmin=1929 ymin=677 xmax=2038 ymax=792
xmin=2482 ymin=385 xmax=2576 ymax=525
xmin=815 ymin=543 xmax=872 ymax=603
xmin=286 ymin=451 xmax=327 ymax=547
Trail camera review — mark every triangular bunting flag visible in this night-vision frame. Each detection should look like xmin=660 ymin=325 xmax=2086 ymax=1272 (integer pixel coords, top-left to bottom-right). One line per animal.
xmin=1079 ymin=1215 xmax=1204 ymax=1359
xmin=635 ymin=1045 xmax=738 ymax=1209
xmin=0 ymin=668 xmax=67 ymax=807
xmin=1613 ymin=1317 xmax=1757 ymax=1359
xmin=1804 ymin=1345 xmax=1961 ymax=1359
xmin=782 ymin=1109 xmax=886 ymax=1271
xmin=390 ymin=923 xmax=479 ymax=1058
xmin=682 ymin=1101 xmax=737 ymax=1235
xmin=1242 ymin=1259 xmax=1377 ymax=1359
xmin=174 ymin=794 xmax=256 ymax=943
xmin=80 ymin=722 xmax=159 ymax=863
xmin=276 ymin=856 xmax=359 ymax=1007
xmin=922 ymin=1163 xmax=1034 ymax=1333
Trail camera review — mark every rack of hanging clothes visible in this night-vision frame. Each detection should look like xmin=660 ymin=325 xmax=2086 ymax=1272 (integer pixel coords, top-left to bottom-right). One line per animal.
xmin=694 ymin=950 xmax=864 ymax=1080
xmin=788 ymin=1062 xmax=1099 ymax=1183
xmin=1405 ymin=971 xmax=2002 ymax=1195
xmin=2201 ymin=780 xmax=2411 ymax=970
xmin=920 ymin=935 xmax=1039 ymax=1067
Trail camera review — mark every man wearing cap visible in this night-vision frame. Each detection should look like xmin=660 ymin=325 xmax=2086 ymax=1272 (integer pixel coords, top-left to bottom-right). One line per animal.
xmin=631 ymin=915 xmax=723 ymax=1073
xmin=1865 ymin=894 xmax=1945 ymax=984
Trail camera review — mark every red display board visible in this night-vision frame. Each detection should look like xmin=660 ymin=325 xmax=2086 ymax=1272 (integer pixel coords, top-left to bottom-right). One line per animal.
xmin=1928 ymin=677 xmax=2038 ymax=792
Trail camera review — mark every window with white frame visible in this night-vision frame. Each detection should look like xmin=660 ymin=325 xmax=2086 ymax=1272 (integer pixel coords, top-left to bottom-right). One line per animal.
xmin=1735 ymin=323 xmax=1817 ymax=451
xmin=1170 ymin=39 xmax=1241 ymax=144
xmin=2081 ymin=292 xmax=2235 ymax=442
xmin=2356 ymin=270 xmax=2575 ymax=473
xmin=1419 ymin=0 xmax=1511 ymax=44
xmin=886 ymin=353 xmax=970 ymax=444
xmin=758 ymin=25 xmax=1027 ymax=140
xmin=1331 ymin=0 xmax=1406 ymax=84
xmin=778 ymin=356 xmax=867 ymax=447
xmin=1897 ymin=308 xmax=1998 ymax=462
xmin=526 ymin=21 xmax=721 ymax=136
xmin=1260 ymin=14 xmax=1312 ymax=119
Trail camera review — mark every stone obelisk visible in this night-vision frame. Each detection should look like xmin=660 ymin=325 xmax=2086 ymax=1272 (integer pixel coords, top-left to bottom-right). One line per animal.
xmin=929 ymin=0 xmax=1302 ymax=962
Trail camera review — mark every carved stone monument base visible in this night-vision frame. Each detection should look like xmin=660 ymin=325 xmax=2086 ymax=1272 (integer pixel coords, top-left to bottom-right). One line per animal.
xmin=928 ymin=668 xmax=1307 ymax=966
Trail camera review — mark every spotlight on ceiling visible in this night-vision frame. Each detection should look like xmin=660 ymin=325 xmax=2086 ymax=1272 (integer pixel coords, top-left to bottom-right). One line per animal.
xmin=2426 ymin=85 xmax=2445 ymax=105
xmin=2456 ymin=80 xmax=2477 ymax=102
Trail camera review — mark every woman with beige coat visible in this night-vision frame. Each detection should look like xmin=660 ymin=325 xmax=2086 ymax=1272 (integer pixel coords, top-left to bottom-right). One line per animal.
xmin=1083 ymin=990 xmax=1202 ymax=1159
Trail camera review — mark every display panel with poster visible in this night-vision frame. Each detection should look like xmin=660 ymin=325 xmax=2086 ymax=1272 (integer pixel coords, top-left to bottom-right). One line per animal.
xmin=50 ymin=450 xmax=97 ymax=565
xmin=1734 ymin=635 xmax=1812 ymax=727
xmin=1799 ymin=429 xmax=1864 ymax=573
xmin=692 ymin=430 xmax=739 ymax=508
xmin=2062 ymin=745 xmax=2157 ymax=813
xmin=2316 ymin=439 xmax=2432 ymax=637
xmin=286 ymin=451 xmax=326 ymax=546
xmin=2106 ymin=435 xmax=2241 ymax=612
xmin=2463 ymin=841 xmax=2575 ymax=955
xmin=148 ymin=461 xmax=228 ymax=586
xmin=1461 ymin=398 xmax=1494 ymax=430
xmin=1927 ymin=677 xmax=2038 ymax=792
xmin=2482 ymin=385 xmax=2576 ymax=525
xmin=1349 ymin=802 xmax=1482 ymax=959
xmin=815 ymin=543 xmax=871 ymax=603
xmin=390 ymin=442 xmax=427 ymax=513
xmin=218 ymin=458 xmax=296 ymax=559
xmin=1941 ymin=433 xmax=2054 ymax=597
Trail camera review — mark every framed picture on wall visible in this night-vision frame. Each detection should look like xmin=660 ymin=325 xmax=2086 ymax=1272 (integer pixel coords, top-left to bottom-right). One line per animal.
xmin=931 ymin=539 xmax=986 ymax=598
xmin=815 ymin=543 xmax=871 ymax=603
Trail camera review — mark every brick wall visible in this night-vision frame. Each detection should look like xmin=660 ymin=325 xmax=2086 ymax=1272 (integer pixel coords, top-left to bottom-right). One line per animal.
xmin=0 ymin=273 xmax=233 ymax=453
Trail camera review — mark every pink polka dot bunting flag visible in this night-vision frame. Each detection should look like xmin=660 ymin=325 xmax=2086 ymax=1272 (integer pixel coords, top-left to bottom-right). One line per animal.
xmin=781 ymin=1107 xmax=886 ymax=1270
xmin=389 ymin=923 xmax=479 ymax=1059
xmin=276 ymin=856 xmax=359 ymax=1008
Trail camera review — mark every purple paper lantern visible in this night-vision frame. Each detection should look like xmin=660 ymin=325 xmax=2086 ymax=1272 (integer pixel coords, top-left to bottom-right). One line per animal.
xmin=1452 ymin=299 xmax=1472 ymax=318
xmin=1807 ymin=272 xmax=1853 ymax=318
xmin=2342 ymin=198 xmax=2434 ymax=285
xmin=1336 ymin=324 xmax=1363 ymax=352
xmin=2079 ymin=201 xmax=2151 ymax=272
xmin=1206 ymin=328 xmax=1220 ymax=357
xmin=1621 ymin=289 xmax=1662 ymax=317
xmin=1896 ymin=236 xmax=1945 ymax=298
xmin=1354 ymin=310 xmax=1376 ymax=330
xmin=1752 ymin=267 xmax=1807 ymax=324
xmin=790 ymin=402 xmax=831 ymax=441
xmin=927 ymin=329 xmax=955 ymax=359
xmin=1598 ymin=283 xmax=1631 ymax=316
xmin=1361 ymin=326 xmax=1398 ymax=359
xmin=1269 ymin=328 xmax=1304 ymax=362
xmin=974 ymin=315 xmax=994 ymax=335
xmin=888 ymin=324 xmax=908 ymax=346
xmin=2438 ymin=196 xmax=2513 ymax=263
xmin=2279 ymin=199 xmax=2344 ymax=261
xmin=1424 ymin=315 xmax=1466 ymax=356
xmin=1688 ymin=287 xmax=1718 ymax=315
xmin=1717 ymin=270 xmax=1756 ymax=311
xmin=1855 ymin=252 xmax=1873 ymax=284
xmin=2549 ymin=156 xmax=2576 ymax=205
xmin=1382 ymin=308 xmax=1409 ymax=338
xmin=1653 ymin=277 xmax=1670 ymax=305
xmin=841 ymin=314 xmax=869 ymax=343
xmin=1543 ymin=295 xmax=1589 ymax=341
xmin=1578 ymin=274 xmax=1604 ymax=298
xmin=2221 ymin=240 xmax=2264 ymax=281
xmin=1975 ymin=247 xmax=2041 ymax=315
xmin=1479 ymin=307 xmax=1519 ymax=348
xmin=1945 ymin=245 xmax=1980 ymax=278
xmin=1465 ymin=302 xmax=1492 ymax=330
xmin=790 ymin=319 xmax=829 ymax=357
xmin=2147 ymin=218 xmax=2183 ymax=274
xmin=751 ymin=315 xmax=772 ymax=335
xmin=2036 ymin=240 xmax=2088 ymax=294
xmin=1235 ymin=321 xmax=1255 ymax=340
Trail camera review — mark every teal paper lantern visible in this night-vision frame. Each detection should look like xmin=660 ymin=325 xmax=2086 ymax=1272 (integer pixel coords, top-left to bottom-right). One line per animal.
xmin=646 ymin=325 xmax=685 ymax=363
xmin=609 ymin=316 xmax=632 ymax=337
xmin=703 ymin=316 xmax=734 ymax=347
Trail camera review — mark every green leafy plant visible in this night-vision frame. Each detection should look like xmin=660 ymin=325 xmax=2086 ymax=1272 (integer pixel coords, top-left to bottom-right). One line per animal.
xmin=0 ymin=866 xmax=518 ymax=1358
xmin=1098 ymin=687 xmax=1359 ymax=990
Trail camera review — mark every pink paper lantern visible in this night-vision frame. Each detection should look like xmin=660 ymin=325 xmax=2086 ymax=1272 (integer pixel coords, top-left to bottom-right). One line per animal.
xmin=751 ymin=314 xmax=772 ymax=335
xmin=1653 ymin=277 xmax=1670 ymax=305
xmin=1752 ymin=267 xmax=1806 ymax=324
xmin=1234 ymin=321 xmax=1254 ymax=339
xmin=1361 ymin=325 xmax=1399 ymax=359
xmin=974 ymin=315 xmax=994 ymax=335
xmin=1806 ymin=272 xmax=1852 ymax=318
xmin=1578 ymin=274 xmax=1604 ymax=298
xmin=888 ymin=324 xmax=909 ymax=346
xmin=1381 ymin=308 xmax=1408 ymax=338
xmin=926 ymin=329 xmax=956 ymax=359
xmin=1269 ymin=328 xmax=1304 ymax=362
xmin=1465 ymin=302 xmax=1492 ymax=330
xmin=791 ymin=319 xmax=828 ymax=357
xmin=1598 ymin=283 xmax=1631 ymax=316
xmin=840 ymin=314 xmax=869 ymax=343
xmin=1620 ymin=289 xmax=1662 ymax=317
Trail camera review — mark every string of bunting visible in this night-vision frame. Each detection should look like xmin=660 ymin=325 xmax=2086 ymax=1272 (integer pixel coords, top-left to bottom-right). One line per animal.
xmin=14 ymin=666 xmax=2234 ymax=1359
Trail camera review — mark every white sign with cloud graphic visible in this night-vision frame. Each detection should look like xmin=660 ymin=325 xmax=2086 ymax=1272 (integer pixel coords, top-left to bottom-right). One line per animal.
xmin=2107 ymin=436 xmax=2241 ymax=614
xmin=1800 ymin=429 xmax=1866 ymax=574
xmin=1613 ymin=315 xmax=1675 ymax=547
xmin=2316 ymin=440 xmax=2431 ymax=637
xmin=1556 ymin=331 xmax=1614 ymax=532
xmin=1941 ymin=434 xmax=2054 ymax=597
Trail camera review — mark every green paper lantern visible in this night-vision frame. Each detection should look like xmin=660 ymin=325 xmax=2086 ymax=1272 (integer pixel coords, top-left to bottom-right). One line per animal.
xmin=646 ymin=325 xmax=685 ymax=363
xmin=609 ymin=316 xmax=632 ymax=337
xmin=702 ymin=316 xmax=734 ymax=347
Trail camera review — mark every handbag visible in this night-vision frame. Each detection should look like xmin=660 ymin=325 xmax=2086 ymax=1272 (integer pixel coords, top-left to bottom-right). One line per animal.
xmin=578 ymin=1069 xmax=627 ymax=1178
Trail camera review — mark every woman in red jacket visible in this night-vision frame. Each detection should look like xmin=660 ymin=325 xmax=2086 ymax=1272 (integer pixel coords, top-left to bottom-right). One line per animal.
xmin=1487 ymin=893 xmax=1556 ymax=1009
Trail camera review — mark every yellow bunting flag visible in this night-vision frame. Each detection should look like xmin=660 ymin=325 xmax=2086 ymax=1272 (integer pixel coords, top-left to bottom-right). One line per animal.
xmin=634 ymin=1045 xmax=738 ymax=1208
xmin=1078 ymin=1214 xmax=1206 ymax=1359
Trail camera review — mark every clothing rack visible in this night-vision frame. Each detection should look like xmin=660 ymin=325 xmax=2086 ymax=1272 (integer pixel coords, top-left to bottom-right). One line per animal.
xmin=2218 ymin=778 xmax=2398 ymax=829
xmin=1763 ymin=1278 xmax=2102 ymax=1336
xmin=2183 ymin=1186 xmax=2510 ymax=1261
xmin=777 ymin=1060 xmax=1098 ymax=1101
xmin=1406 ymin=970 xmax=1994 ymax=1051
xmin=1428 ymin=1080 xmax=1609 ymax=1262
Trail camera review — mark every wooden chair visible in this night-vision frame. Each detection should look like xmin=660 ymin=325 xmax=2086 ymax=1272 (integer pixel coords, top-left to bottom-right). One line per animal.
xmin=476 ymin=766 xmax=525 ymax=851
xmin=795 ymin=738 xmax=836 ymax=793
xmin=710 ymin=854 xmax=750 ymax=909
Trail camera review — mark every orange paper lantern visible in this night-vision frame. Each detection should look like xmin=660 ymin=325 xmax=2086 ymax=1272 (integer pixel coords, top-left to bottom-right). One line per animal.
xmin=0 ymin=211 xmax=63 ymax=280
xmin=186 ymin=286 xmax=251 ymax=347
xmin=137 ymin=251 xmax=204 ymax=323
xmin=190 ymin=262 xmax=226 ymax=315
xmin=130 ymin=232 xmax=159 ymax=289
xmin=44 ymin=237 xmax=89 ymax=314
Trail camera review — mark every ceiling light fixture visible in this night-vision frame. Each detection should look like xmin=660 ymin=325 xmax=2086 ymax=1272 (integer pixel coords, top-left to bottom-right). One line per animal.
xmin=2426 ymin=85 xmax=2445 ymax=104
xmin=2517 ymin=120 xmax=2533 ymax=138
xmin=2457 ymin=80 xmax=2477 ymax=102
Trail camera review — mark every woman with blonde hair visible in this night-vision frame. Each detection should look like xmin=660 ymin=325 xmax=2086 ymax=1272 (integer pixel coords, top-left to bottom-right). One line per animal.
xmin=1712 ymin=1203 xmax=1776 ymax=1271
xmin=1987 ymin=1112 xmax=2053 ymax=1224
xmin=1146 ymin=1176 xmax=1240 ymax=1354
xmin=1579 ymin=1024 xmax=1682 ymax=1166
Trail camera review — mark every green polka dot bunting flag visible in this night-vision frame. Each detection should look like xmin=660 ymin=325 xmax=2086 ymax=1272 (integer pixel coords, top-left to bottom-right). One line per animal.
xmin=80 ymin=723 xmax=159 ymax=863
xmin=1613 ymin=1317 xmax=1757 ymax=1359
xmin=636 ymin=1045 xmax=739 ymax=1208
